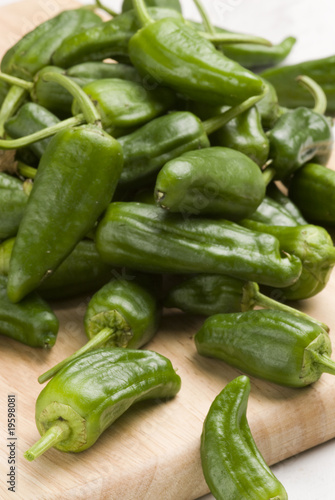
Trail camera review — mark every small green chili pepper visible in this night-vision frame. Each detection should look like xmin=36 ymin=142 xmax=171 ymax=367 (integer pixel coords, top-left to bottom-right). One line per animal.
xmin=201 ymin=375 xmax=288 ymax=500
xmin=38 ymin=276 xmax=161 ymax=383
xmin=196 ymin=309 xmax=335 ymax=387
xmin=52 ymin=8 xmax=184 ymax=68
xmin=122 ymin=0 xmax=182 ymax=12
xmin=0 ymin=275 xmax=58 ymax=348
xmin=95 ymin=202 xmax=302 ymax=288
xmin=154 ymin=147 xmax=267 ymax=219
xmin=266 ymin=182 xmax=307 ymax=225
xmin=0 ymin=173 xmax=30 ymax=240
xmin=6 ymin=73 xmax=123 ymax=303
xmin=24 ymin=348 xmax=181 ymax=460
xmin=128 ymin=0 xmax=267 ymax=106
xmin=289 ymin=163 xmax=335 ymax=226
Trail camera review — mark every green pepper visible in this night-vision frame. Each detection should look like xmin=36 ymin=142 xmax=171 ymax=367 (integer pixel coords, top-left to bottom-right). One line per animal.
xmin=0 ymin=275 xmax=58 ymax=348
xmin=4 ymin=103 xmax=60 ymax=158
xmin=248 ymin=196 xmax=301 ymax=227
xmin=289 ymin=163 xmax=335 ymax=226
xmin=256 ymin=77 xmax=282 ymax=129
xmin=52 ymin=8 xmax=184 ymax=68
xmin=154 ymin=147 xmax=266 ymax=219
xmin=6 ymin=73 xmax=124 ymax=303
xmin=95 ymin=202 xmax=302 ymax=288
xmin=0 ymin=81 xmax=8 ymax=107
xmin=240 ymin=219 xmax=335 ymax=300
xmin=128 ymin=0 xmax=266 ymax=106
xmin=122 ymin=0 xmax=182 ymax=12
xmin=66 ymin=61 xmax=140 ymax=82
xmin=267 ymin=182 xmax=307 ymax=225
xmin=0 ymin=173 xmax=30 ymax=240
xmin=24 ymin=348 xmax=181 ymax=460
xmin=0 ymin=238 xmax=113 ymax=300
xmin=38 ymin=276 xmax=161 ymax=383
xmin=261 ymin=55 xmax=335 ymax=114
xmin=201 ymin=375 xmax=288 ymax=500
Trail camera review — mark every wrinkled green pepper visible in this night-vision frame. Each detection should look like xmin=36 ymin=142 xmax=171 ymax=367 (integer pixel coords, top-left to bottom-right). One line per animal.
xmin=267 ymin=182 xmax=307 ymax=225
xmin=201 ymin=376 xmax=288 ymax=500
xmin=122 ymin=0 xmax=182 ymax=12
xmin=38 ymin=276 xmax=161 ymax=383
xmin=196 ymin=310 xmax=335 ymax=387
xmin=0 ymin=173 xmax=30 ymax=240
xmin=0 ymin=275 xmax=58 ymax=348
xmin=24 ymin=348 xmax=181 ymax=460
xmin=129 ymin=0 xmax=265 ymax=106
xmin=289 ymin=163 xmax=335 ymax=226
xmin=154 ymin=147 xmax=266 ymax=219
xmin=52 ymin=8 xmax=184 ymax=68
xmin=95 ymin=202 xmax=302 ymax=288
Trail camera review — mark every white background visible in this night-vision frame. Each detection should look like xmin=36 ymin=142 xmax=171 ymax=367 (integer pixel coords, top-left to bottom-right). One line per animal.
xmin=1 ymin=0 xmax=335 ymax=498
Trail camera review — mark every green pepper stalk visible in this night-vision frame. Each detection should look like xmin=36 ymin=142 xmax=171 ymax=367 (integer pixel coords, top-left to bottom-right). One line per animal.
xmin=201 ymin=376 xmax=288 ymax=500
xmin=24 ymin=348 xmax=181 ymax=460
xmin=17 ymin=163 xmax=37 ymax=180
xmin=192 ymin=0 xmax=216 ymax=36
xmin=0 ymin=86 xmax=27 ymax=137
xmin=95 ymin=0 xmax=119 ymax=17
xmin=296 ymin=75 xmax=327 ymax=115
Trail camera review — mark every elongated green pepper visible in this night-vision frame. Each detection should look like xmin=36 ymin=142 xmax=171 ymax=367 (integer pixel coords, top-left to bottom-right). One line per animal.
xmin=6 ymin=74 xmax=123 ymax=303
xmin=0 ymin=275 xmax=58 ymax=348
xmin=266 ymin=182 xmax=307 ymax=225
xmin=289 ymin=163 xmax=335 ymax=226
xmin=38 ymin=277 xmax=161 ymax=383
xmin=154 ymin=147 xmax=267 ymax=219
xmin=52 ymin=8 xmax=184 ymax=68
xmin=95 ymin=202 xmax=302 ymax=288
xmin=0 ymin=173 xmax=30 ymax=240
xmin=196 ymin=310 xmax=335 ymax=387
xmin=128 ymin=0 xmax=266 ymax=106
xmin=201 ymin=375 xmax=288 ymax=500
xmin=25 ymin=348 xmax=181 ymax=460
xmin=122 ymin=0 xmax=182 ymax=12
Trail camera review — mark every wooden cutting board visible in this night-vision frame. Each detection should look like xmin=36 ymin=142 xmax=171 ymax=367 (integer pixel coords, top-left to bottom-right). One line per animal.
xmin=1 ymin=2 xmax=335 ymax=499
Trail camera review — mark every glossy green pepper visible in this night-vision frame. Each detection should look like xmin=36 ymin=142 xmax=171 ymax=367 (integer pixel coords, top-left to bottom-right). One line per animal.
xmin=0 ymin=173 xmax=30 ymax=240
xmin=122 ymin=0 xmax=182 ymax=12
xmin=6 ymin=74 xmax=124 ymax=303
xmin=261 ymin=55 xmax=335 ymax=114
xmin=4 ymin=103 xmax=60 ymax=158
xmin=38 ymin=276 xmax=161 ymax=383
xmin=128 ymin=0 xmax=266 ymax=106
xmin=0 ymin=275 xmax=58 ymax=348
xmin=201 ymin=376 xmax=288 ymax=500
xmin=195 ymin=310 xmax=335 ymax=387
xmin=24 ymin=348 xmax=181 ymax=460
xmin=266 ymin=182 xmax=307 ymax=225
xmin=95 ymin=202 xmax=302 ymax=288
xmin=66 ymin=61 xmax=140 ymax=82
xmin=52 ymin=8 xmax=184 ymax=68
xmin=240 ymin=220 xmax=335 ymax=300
xmin=289 ymin=163 xmax=335 ymax=226
xmin=154 ymin=147 xmax=266 ymax=219
xmin=248 ymin=196 xmax=301 ymax=227
xmin=256 ymin=77 xmax=282 ymax=129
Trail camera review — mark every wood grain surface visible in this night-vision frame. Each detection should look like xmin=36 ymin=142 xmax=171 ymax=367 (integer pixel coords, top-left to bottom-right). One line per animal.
xmin=1 ymin=2 xmax=335 ymax=499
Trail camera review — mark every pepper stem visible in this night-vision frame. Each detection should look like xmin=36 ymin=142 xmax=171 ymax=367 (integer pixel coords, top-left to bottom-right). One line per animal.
xmin=38 ymin=327 xmax=115 ymax=384
xmin=17 ymin=162 xmax=37 ymax=180
xmin=0 ymin=114 xmax=85 ymax=149
xmin=296 ymin=75 xmax=327 ymax=115
xmin=202 ymin=93 xmax=265 ymax=136
xmin=24 ymin=421 xmax=70 ymax=462
xmin=241 ymin=281 xmax=329 ymax=332
xmin=0 ymin=86 xmax=27 ymax=137
xmin=310 ymin=351 xmax=335 ymax=376
xmin=193 ymin=0 xmax=216 ymax=35
xmin=42 ymin=72 xmax=101 ymax=125
xmin=200 ymin=32 xmax=272 ymax=46
xmin=95 ymin=0 xmax=119 ymax=16
xmin=0 ymin=72 xmax=33 ymax=91
xmin=262 ymin=167 xmax=276 ymax=187
xmin=132 ymin=0 xmax=153 ymax=26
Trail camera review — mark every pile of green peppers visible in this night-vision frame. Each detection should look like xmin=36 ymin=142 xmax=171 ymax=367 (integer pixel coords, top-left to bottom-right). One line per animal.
xmin=0 ymin=0 xmax=335 ymax=498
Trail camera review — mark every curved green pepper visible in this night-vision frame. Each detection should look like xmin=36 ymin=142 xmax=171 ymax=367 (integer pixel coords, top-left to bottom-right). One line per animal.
xmin=266 ymin=182 xmax=307 ymax=225
xmin=122 ymin=0 xmax=182 ymax=12
xmin=38 ymin=276 xmax=161 ymax=383
xmin=24 ymin=348 xmax=181 ymax=460
xmin=241 ymin=220 xmax=335 ymax=300
xmin=289 ymin=163 xmax=335 ymax=226
xmin=195 ymin=310 xmax=335 ymax=387
xmin=52 ymin=8 xmax=184 ymax=68
xmin=128 ymin=1 xmax=265 ymax=106
xmin=4 ymin=103 xmax=60 ymax=158
xmin=201 ymin=375 xmax=288 ymax=500
xmin=95 ymin=202 xmax=302 ymax=288
xmin=0 ymin=173 xmax=30 ymax=240
xmin=154 ymin=147 xmax=266 ymax=219
xmin=0 ymin=275 xmax=58 ymax=348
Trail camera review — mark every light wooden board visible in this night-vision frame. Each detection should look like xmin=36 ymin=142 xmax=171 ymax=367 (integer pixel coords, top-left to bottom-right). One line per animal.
xmin=1 ymin=2 xmax=335 ymax=499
